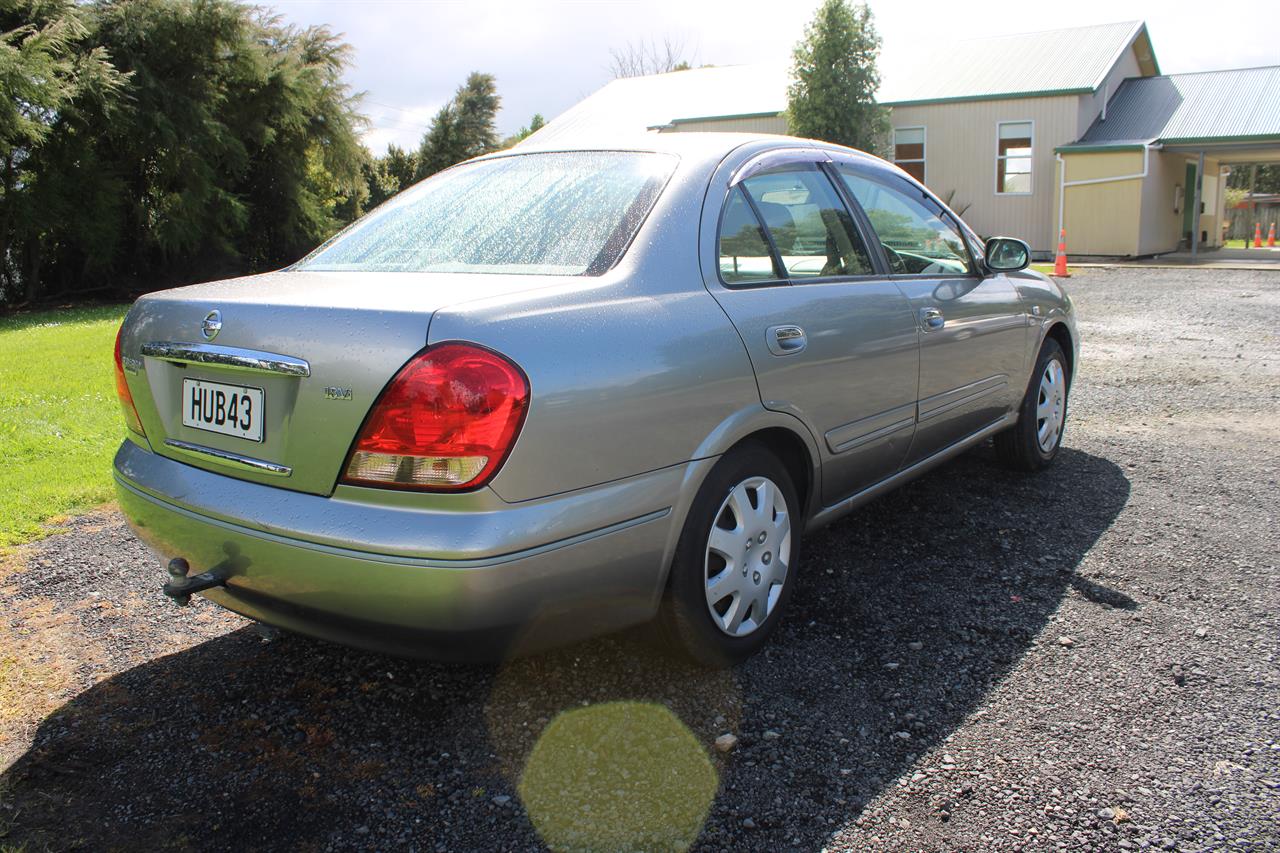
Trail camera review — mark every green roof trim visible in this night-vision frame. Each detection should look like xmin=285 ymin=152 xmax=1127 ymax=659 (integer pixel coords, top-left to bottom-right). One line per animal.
xmin=882 ymin=87 xmax=1093 ymax=108
xmin=1099 ymin=22 xmax=1159 ymax=83
xmin=1158 ymin=133 xmax=1280 ymax=146
xmin=669 ymin=110 xmax=785 ymax=125
xmin=1055 ymin=142 xmax=1148 ymax=153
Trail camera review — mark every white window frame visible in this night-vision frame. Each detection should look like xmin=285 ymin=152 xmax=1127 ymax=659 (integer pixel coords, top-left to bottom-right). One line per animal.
xmin=892 ymin=125 xmax=927 ymax=184
xmin=995 ymin=120 xmax=1034 ymax=196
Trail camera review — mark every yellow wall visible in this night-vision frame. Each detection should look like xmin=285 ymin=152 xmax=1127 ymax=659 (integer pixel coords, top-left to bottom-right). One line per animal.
xmin=1139 ymin=153 xmax=1228 ymax=255
xmin=1139 ymin=149 xmax=1184 ymax=255
xmin=1055 ymin=150 xmax=1144 ymax=256
xmin=1197 ymin=157 xmax=1226 ymax=250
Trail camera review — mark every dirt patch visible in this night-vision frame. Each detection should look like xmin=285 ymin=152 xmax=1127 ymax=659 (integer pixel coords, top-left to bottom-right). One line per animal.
xmin=0 ymin=508 xmax=245 ymax=772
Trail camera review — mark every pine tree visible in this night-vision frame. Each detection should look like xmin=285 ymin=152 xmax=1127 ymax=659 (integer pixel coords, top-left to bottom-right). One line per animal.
xmin=416 ymin=72 xmax=500 ymax=180
xmin=786 ymin=0 xmax=888 ymax=155
xmin=416 ymin=103 xmax=463 ymax=180
xmin=500 ymin=113 xmax=546 ymax=149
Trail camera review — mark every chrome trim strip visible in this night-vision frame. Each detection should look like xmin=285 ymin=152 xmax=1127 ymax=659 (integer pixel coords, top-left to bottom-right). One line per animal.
xmin=917 ymin=374 xmax=1009 ymax=423
xmin=832 ymin=416 xmax=915 ymax=453
xmin=163 ymin=439 xmax=292 ymax=477
xmin=825 ymin=402 xmax=918 ymax=454
xmin=142 ymin=342 xmax=311 ymax=377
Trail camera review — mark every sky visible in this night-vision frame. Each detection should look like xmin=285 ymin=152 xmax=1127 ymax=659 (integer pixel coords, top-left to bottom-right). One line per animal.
xmin=264 ymin=0 xmax=1279 ymax=154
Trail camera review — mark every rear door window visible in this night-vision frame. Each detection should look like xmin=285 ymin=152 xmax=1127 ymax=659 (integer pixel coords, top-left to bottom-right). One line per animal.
xmin=719 ymin=187 xmax=781 ymax=284
xmin=740 ymin=166 xmax=875 ymax=279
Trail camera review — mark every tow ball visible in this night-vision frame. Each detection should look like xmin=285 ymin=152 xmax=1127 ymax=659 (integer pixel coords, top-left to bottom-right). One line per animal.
xmin=162 ymin=557 xmax=229 ymax=606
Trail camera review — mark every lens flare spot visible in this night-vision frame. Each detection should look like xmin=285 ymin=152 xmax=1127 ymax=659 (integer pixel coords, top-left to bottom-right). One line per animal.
xmin=518 ymin=701 xmax=718 ymax=851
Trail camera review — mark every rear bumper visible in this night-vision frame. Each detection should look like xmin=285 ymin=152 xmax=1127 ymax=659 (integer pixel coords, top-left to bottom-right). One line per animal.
xmin=113 ymin=441 xmax=706 ymax=660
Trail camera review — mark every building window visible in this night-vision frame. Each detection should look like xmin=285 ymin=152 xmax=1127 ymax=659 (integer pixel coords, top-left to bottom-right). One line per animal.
xmin=893 ymin=127 xmax=926 ymax=183
xmin=996 ymin=121 xmax=1033 ymax=194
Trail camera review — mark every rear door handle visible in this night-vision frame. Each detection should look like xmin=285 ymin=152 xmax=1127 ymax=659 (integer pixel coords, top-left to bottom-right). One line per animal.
xmin=920 ymin=307 xmax=945 ymax=331
xmin=766 ymin=324 xmax=807 ymax=355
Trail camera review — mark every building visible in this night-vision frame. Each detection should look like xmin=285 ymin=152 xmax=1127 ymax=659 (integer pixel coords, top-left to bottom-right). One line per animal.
xmin=1057 ymin=66 xmax=1280 ymax=256
xmin=529 ymin=21 xmax=1280 ymax=258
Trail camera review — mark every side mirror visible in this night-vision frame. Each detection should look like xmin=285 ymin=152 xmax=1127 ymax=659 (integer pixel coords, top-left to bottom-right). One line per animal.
xmin=984 ymin=237 xmax=1031 ymax=273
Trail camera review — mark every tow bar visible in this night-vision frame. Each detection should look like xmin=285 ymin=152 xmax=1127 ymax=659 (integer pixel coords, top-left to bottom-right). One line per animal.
xmin=162 ymin=557 xmax=229 ymax=606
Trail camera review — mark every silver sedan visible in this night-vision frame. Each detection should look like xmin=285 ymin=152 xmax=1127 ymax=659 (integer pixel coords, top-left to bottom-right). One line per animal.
xmin=112 ymin=133 xmax=1077 ymax=666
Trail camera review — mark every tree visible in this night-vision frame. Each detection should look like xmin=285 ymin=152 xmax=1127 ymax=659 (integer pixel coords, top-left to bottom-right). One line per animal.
xmin=500 ymin=112 xmax=545 ymax=149
xmin=786 ymin=0 xmax=888 ymax=155
xmin=608 ymin=36 xmax=692 ymax=79
xmin=416 ymin=71 xmax=500 ymax=180
xmin=232 ymin=16 xmax=369 ymax=268
xmin=1227 ymin=164 xmax=1280 ymax=195
xmin=363 ymin=143 xmax=419 ymax=208
xmin=416 ymin=103 xmax=463 ymax=180
xmin=1 ymin=0 xmax=368 ymax=307
xmin=453 ymin=71 xmax=499 ymax=156
xmin=0 ymin=0 xmax=125 ymax=302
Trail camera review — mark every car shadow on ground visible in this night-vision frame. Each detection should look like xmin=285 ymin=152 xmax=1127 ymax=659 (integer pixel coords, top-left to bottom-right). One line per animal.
xmin=1 ymin=446 xmax=1130 ymax=852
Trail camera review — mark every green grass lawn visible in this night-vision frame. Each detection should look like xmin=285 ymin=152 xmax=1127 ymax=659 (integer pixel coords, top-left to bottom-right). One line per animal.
xmin=1223 ymin=238 xmax=1277 ymax=249
xmin=1030 ymin=263 xmax=1081 ymax=276
xmin=0 ymin=305 xmax=129 ymax=547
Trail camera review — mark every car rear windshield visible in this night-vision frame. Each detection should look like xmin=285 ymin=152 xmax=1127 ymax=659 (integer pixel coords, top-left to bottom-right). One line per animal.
xmin=297 ymin=151 xmax=676 ymax=276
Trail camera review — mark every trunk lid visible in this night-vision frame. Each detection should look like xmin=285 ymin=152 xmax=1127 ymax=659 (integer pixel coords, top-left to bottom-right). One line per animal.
xmin=121 ymin=269 xmax=554 ymax=495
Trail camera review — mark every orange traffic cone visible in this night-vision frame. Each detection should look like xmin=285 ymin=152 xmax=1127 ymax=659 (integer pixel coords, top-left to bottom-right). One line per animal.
xmin=1053 ymin=228 xmax=1070 ymax=277
xmin=1254 ymin=222 xmax=1264 ymax=248
xmin=1268 ymin=223 xmax=1276 ymax=247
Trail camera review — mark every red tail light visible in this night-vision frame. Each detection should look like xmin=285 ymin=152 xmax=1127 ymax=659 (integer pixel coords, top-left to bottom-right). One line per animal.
xmin=114 ymin=324 xmax=146 ymax=437
xmin=341 ymin=343 xmax=530 ymax=491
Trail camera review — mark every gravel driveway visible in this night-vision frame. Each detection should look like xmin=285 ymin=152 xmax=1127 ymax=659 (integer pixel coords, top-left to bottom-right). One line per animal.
xmin=1 ymin=268 xmax=1277 ymax=852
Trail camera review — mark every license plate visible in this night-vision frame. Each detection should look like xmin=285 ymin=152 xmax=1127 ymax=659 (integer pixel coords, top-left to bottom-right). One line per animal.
xmin=181 ymin=378 xmax=264 ymax=442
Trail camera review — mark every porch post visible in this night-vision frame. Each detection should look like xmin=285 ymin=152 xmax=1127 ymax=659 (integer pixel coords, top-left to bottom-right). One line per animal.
xmin=1190 ymin=151 xmax=1205 ymax=256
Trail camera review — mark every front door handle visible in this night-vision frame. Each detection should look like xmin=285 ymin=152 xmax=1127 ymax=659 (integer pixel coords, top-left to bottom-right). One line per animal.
xmin=766 ymin=324 xmax=807 ymax=355
xmin=920 ymin=307 xmax=945 ymax=331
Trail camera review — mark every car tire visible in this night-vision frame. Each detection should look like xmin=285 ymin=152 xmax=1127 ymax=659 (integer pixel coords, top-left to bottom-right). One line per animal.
xmin=658 ymin=442 xmax=801 ymax=668
xmin=994 ymin=337 xmax=1070 ymax=471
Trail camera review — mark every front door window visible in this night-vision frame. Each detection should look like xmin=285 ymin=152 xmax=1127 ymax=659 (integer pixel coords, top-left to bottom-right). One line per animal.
xmin=834 ymin=167 xmax=973 ymax=276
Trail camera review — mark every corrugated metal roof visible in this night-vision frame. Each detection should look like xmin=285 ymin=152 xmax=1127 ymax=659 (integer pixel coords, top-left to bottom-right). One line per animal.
xmin=526 ymin=63 xmax=789 ymax=146
xmin=880 ymin=21 xmax=1147 ymax=105
xmin=528 ymin=20 xmax=1151 ymax=146
xmin=1075 ymin=66 xmax=1280 ymax=145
